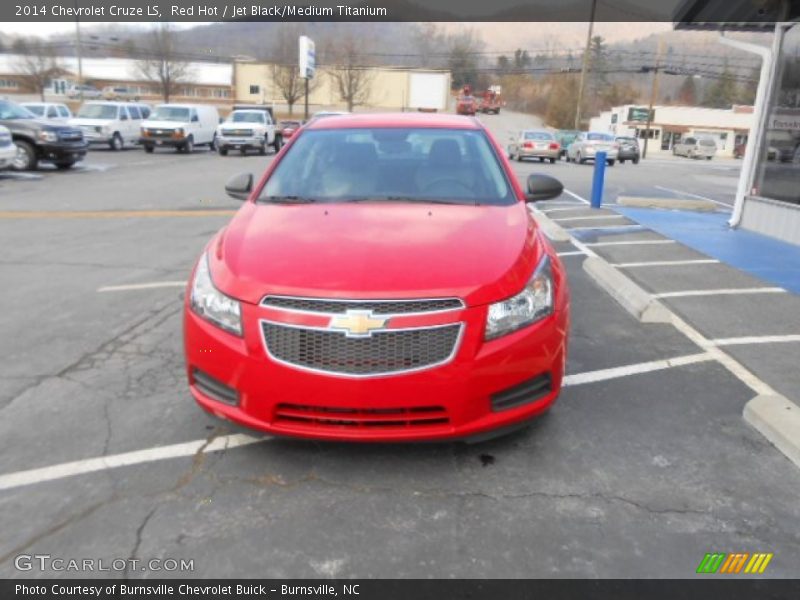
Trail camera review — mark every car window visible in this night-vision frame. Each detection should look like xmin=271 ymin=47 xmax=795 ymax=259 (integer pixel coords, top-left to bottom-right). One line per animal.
xmin=0 ymin=101 xmax=35 ymax=119
xmin=77 ymin=104 xmax=119 ymax=119
xmin=587 ymin=133 xmax=614 ymax=141
xmin=23 ymin=105 xmax=45 ymax=117
xmin=140 ymin=106 xmax=151 ymax=119
xmin=259 ymin=127 xmax=515 ymax=206
xmin=128 ymin=105 xmax=141 ymax=119
xmin=47 ymin=106 xmax=58 ymax=118
xmin=230 ymin=112 xmax=265 ymax=124
xmin=685 ymin=138 xmax=696 ymax=145
xmin=58 ymin=106 xmax=70 ymax=118
xmin=523 ymin=132 xmax=554 ymax=141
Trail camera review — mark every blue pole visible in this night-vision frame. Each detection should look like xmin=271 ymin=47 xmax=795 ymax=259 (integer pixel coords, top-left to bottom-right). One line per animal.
xmin=591 ymin=151 xmax=607 ymax=209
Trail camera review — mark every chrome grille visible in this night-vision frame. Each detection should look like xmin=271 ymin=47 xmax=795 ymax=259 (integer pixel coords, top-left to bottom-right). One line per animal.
xmin=58 ymin=129 xmax=84 ymax=142
xmin=261 ymin=295 xmax=463 ymax=315
xmin=222 ymin=128 xmax=254 ymax=136
xmin=262 ymin=322 xmax=462 ymax=376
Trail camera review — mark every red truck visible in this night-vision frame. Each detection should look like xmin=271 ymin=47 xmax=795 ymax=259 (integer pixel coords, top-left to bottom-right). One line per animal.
xmin=478 ymin=86 xmax=503 ymax=114
xmin=456 ymin=85 xmax=477 ymax=116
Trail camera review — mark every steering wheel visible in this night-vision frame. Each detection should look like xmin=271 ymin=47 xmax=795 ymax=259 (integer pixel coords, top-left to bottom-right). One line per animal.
xmin=420 ymin=178 xmax=475 ymax=196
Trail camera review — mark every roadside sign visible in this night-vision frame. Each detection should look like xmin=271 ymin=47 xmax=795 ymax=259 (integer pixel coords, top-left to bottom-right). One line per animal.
xmin=628 ymin=106 xmax=655 ymax=123
xmin=299 ymin=36 xmax=316 ymax=79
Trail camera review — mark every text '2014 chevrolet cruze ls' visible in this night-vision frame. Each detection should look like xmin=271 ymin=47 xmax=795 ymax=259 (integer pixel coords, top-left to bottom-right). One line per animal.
xmin=184 ymin=113 xmax=570 ymax=442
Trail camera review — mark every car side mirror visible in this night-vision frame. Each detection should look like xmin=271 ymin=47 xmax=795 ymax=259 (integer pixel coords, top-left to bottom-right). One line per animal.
xmin=225 ymin=173 xmax=253 ymax=201
xmin=120 ymin=114 xmax=128 ymax=121
xmin=525 ymin=174 xmax=563 ymax=203
xmin=192 ymin=115 xmax=199 ymax=122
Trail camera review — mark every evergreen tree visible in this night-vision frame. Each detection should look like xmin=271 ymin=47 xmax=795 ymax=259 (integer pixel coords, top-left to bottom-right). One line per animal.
xmin=677 ymin=75 xmax=698 ymax=105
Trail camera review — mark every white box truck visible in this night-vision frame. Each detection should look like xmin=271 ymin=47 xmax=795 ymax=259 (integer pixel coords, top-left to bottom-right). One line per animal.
xmin=407 ymin=72 xmax=451 ymax=112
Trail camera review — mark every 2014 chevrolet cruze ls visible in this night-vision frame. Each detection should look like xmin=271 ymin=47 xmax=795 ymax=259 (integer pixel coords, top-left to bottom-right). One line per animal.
xmin=184 ymin=113 xmax=570 ymax=442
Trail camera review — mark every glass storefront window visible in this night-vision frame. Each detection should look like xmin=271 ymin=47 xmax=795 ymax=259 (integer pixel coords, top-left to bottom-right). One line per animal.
xmin=754 ymin=24 xmax=800 ymax=206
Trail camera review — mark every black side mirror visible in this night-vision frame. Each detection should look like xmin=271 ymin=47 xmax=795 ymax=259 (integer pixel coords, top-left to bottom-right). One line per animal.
xmin=120 ymin=114 xmax=128 ymax=121
xmin=525 ymin=174 xmax=563 ymax=203
xmin=225 ymin=173 xmax=253 ymax=201
xmin=191 ymin=115 xmax=199 ymax=122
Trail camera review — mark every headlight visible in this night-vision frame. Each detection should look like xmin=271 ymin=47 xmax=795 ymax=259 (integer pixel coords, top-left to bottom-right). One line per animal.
xmin=190 ymin=253 xmax=242 ymax=336
xmin=101 ymin=125 xmax=111 ymax=134
xmin=38 ymin=130 xmax=58 ymax=143
xmin=485 ymin=255 xmax=554 ymax=340
xmin=173 ymin=128 xmax=185 ymax=138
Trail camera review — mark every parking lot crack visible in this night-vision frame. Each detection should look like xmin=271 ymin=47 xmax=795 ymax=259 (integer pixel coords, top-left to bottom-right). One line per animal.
xmin=123 ymin=507 xmax=158 ymax=581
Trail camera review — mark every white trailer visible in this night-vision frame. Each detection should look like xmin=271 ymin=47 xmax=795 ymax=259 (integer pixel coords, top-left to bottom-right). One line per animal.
xmin=407 ymin=71 xmax=451 ymax=112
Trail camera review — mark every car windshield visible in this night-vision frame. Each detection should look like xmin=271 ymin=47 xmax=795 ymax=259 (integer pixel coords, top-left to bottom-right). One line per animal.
xmin=699 ymin=138 xmax=716 ymax=147
xmin=151 ymin=107 xmax=191 ymax=121
xmin=0 ymin=101 xmax=35 ymax=120
xmin=524 ymin=131 xmax=553 ymax=141
xmin=617 ymin=137 xmax=636 ymax=143
xmin=259 ymin=127 xmax=514 ymax=206
xmin=229 ymin=112 xmax=265 ymax=123
xmin=23 ymin=105 xmax=45 ymax=116
xmin=77 ymin=104 xmax=118 ymax=119
xmin=587 ymin=133 xmax=615 ymax=141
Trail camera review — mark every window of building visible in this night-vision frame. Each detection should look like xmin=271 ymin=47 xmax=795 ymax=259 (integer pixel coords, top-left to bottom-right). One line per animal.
xmin=0 ymin=79 xmax=18 ymax=89
xmin=636 ymin=128 xmax=660 ymax=139
xmin=754 ymin=23 xmax=800 ymax=206
xmin=249 ymin=85 xmax=260 ymax=95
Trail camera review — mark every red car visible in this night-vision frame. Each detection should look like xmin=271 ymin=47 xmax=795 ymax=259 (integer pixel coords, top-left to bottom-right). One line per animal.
xmin=279 ymin=120 xmax=301 ymax=139
xmin=184 ymin=113 xmax=570 ymax=442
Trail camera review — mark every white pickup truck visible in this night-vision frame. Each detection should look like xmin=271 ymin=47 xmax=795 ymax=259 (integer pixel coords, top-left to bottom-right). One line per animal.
xmin=216 ymin=106 xmax=282 ymax=156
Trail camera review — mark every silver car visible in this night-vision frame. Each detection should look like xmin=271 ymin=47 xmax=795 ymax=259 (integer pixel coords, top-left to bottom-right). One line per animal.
xmin=672 ymin=136 xmax=716 ymax=160
xmin=507 ymin=129 xmax=560 ymax=163
xmin=566 ymin=132 xmax=619 ymax=165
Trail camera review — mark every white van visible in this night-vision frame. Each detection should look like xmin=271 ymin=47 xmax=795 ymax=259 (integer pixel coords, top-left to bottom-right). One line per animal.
xmin=69 ymin=101 xmax=149 ymax=150
xmin=140 ymin=104 xmax=219 ymax=154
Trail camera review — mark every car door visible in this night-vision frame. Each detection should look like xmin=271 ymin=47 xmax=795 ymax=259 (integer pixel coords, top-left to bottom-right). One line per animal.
xmin=46 ymin=105 xmax=59 ymax=121
xmin=126 ymin=105 xmax=142 ymax=143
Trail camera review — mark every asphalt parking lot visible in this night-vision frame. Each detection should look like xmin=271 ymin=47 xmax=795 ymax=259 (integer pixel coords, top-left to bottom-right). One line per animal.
xmin=1 ymin=114 xmax=799 ymax=578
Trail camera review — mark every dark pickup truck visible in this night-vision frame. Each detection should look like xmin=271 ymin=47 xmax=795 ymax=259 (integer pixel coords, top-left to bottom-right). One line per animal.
xmin=0 ymin=99 xmax=88 ymax=170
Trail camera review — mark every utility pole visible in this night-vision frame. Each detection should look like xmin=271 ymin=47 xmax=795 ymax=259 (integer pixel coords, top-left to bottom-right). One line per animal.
xmin=642 ymin=38 xmax=664 ymax=160
xmin=574 ymin=0 xmax=597 ymax=130
xmin=74 ymin=1 xmax=84 ymax=102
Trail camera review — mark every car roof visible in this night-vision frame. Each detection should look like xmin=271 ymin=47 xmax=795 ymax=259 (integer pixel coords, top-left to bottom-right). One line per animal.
xmin=305 ymin=112 xmax=482 ymax=131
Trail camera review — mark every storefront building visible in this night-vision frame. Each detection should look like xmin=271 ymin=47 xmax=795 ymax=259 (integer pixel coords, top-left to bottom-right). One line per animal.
xmin=676 ymin=1 xmax=800 ymax=245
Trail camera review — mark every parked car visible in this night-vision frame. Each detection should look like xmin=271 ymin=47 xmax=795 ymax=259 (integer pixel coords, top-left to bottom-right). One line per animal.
xmin=672 ymin=136 xmax=716 ymax=160
xmin=69 ymin=102 xmax=149 ymax=150
xmin=140 ymin=104 xmax=220 ymax=153
xmin=554 ymin=130 xmax=580 ymax=159
xmin=102 ymin=86 xmax=138 ymax=101
xmin=0 ymin=125 xmax=16 ymax=170
xmin=508 ymin=129 xmax=560 ymax=163
xmin=766 ymin=130 xmax=798 ymax=162
xmin=615 ymin=136 xmax=640 ymax=164
xmin=566 ymin=132 xmax=619 ymax=165
xmin=216 ymin=107 xmax=282 ymax=156
xmin=279 ymin=120 xmax=302 ymax=140
xmin=21 ymin=102 xmax=72 ymax=122
xmin=184 ymin=113 xmax=569 ymax=442
xmin=67 ymin=84 xmax=102 ymax=99
xmin=0 ymin=99 xmax=87 ymax=170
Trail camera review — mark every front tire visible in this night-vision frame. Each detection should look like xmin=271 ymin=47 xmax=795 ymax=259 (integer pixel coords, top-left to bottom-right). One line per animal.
xmin=218 ymin=146 xmax=228 ymax=156
xmin=549 ymin=157 xmax=556 ymax=164
xmin=109 ymin=133 xmax=123 ymax=151
xmin=209 ymin=135 xmax=217 ymax=152
xmin=182 ymin=137 xmax=194 ymax=154
xmin=11 ymin=140 xmax=37 ymax=171
xmin=272 ymin=135 xmax=283 ymax=154
xmin=144 ymin=144 xmax=154 ymax=153
xmin=577 ymin=152 xmax=584 ymax=164
xmin=607 ymin=159 xmax=615 ymax=166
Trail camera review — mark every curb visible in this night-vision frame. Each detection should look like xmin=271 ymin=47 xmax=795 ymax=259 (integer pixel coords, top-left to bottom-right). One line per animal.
xmin=530 ymin=209 xmax=571 ymax=242
xmin=744 ymin=394 xmax=800 ymax=469
xmin=617 ymin=196 xmax=717 ymax=212
xmin=582 ymin=257 xmax=672 ymax=323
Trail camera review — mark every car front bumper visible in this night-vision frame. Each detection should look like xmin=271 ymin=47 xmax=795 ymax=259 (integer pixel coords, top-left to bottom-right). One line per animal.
xmin=140 ymin=136 xmax=188 ymax=147
xmin=184 ymin=293 xmax=569 ymax=442
xmin=39 ymin=142 xmax=88 ymax=162
xmin=518 ymin=148 xmax=560 ymax=159
xmin=218 ymin=135 xmax=266 ymax=149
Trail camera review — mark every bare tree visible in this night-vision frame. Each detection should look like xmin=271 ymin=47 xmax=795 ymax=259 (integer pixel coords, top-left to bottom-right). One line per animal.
xmin=14 ymin=38 xmax=60 ymax=101
xmin=136 ymin=24 xmax=190 ymax=103
xmin=328 ymin=37 xmax=374 ymax=112
xmin=270 ymin=25 xmax=319 ymax=115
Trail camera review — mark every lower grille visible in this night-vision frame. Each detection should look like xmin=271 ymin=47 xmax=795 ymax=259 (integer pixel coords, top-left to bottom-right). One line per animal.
xmin=192 ymin=368 xmax=239 ymax=405
xmin=491 ymin=373 xmax=552 ymax=411
xmin=262 ymin=322 xmax=462 ymax=377
xmin=275 ymin=403 xmax=449 ymax=428
xmin=58 ymin=130 xmax=84 ymax=142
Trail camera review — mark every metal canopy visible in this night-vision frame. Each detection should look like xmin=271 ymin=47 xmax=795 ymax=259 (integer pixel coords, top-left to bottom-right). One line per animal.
xmin=674 ymin=0 xmax=799 ymax=31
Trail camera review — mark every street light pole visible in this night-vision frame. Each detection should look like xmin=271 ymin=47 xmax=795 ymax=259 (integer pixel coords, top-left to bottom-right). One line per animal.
xmin=642 ymin=38 xmax=664 ymax=160
xmin=74 ymin=3 xmax=84 ymax=102
xmin=574 ymin=0 xmax=598 ymax=130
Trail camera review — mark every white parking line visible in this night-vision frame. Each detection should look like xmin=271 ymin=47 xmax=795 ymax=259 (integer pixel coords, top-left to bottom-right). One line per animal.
xmin=568 ymin=224 xmax=645 ymax=232
xmin=654 ymin=287 xmax=785 ymax=299
xmin=98 ymin=281 xmax=186 ymax=292
xmin=562 ymin=352 xmax=714 ymax=387
xmin=653 ymin=185 xmax=733 ymax=210
xmin=556 ymin=251 xmax=586 ymax=257
xmin=0 ymin=434 xmax=264 ymax=492
xmin=710 ymin=334 xmax=800 ymax=347
xmin=563 ymin=189 xmax=591 ymax=205
xmin=552 ymin=215 xmax=626 ymax=222
xmin=613 ymin=259 xmax=719 ymax=268
xmin=0 ymin=351 xmax=719 ymax=491
xmin=541 ymin=207 xmax=594 ymax=213
xmin=584 ymin=240 xmax=676 ymax=247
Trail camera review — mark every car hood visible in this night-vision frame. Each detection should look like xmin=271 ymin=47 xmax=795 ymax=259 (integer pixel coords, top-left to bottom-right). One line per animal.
xmin=0 ymin=118 xmax=66 ymax=133
xmin=208 ymin=201 xmax=543 ymax=307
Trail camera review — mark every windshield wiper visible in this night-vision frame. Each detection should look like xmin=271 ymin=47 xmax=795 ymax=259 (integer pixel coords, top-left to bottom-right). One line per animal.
xmin=261 ymin=195 xmax=318 ymax=204
xmin=343 ymin=196 xmax=469 ymax=205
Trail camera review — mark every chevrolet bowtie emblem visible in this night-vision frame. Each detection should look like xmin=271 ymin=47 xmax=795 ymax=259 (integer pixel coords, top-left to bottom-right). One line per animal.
xmin=329 ymin=310 xmax=388 ymax=338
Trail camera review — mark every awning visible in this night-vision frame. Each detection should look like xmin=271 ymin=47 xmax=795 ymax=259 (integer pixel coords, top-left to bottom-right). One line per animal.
xmin=674 ymin=0 xmax=799 ymax=31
